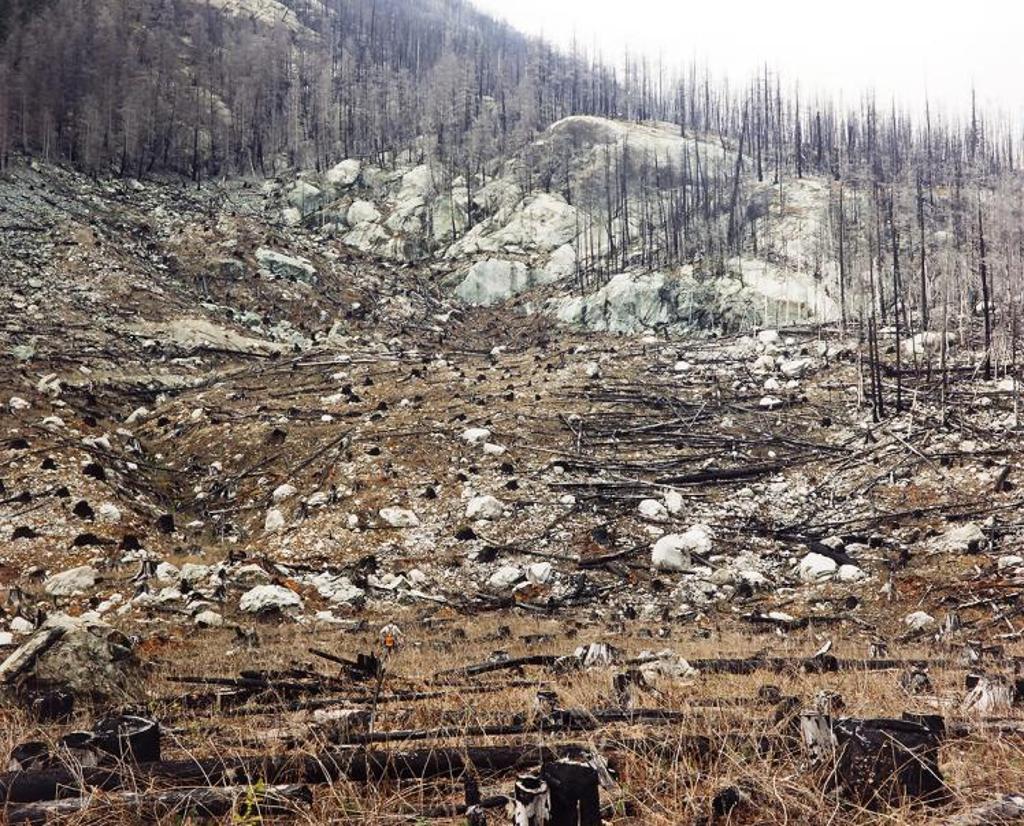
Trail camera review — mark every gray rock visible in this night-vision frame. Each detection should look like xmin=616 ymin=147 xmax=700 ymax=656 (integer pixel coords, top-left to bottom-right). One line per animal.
xmin=0 ymin=615 xmax=140 ymax=699
xmin=255 ymin=247 xmax=317 ymax=284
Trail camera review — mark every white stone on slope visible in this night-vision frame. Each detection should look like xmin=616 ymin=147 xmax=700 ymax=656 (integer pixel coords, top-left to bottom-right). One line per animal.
xmin=239 ymin=585 xmax=302 ymax=614
xmin=638 ymin=499 xmax=668 ymax=522
xmin=44 ymin=566 xmax=98 ymax=596
xmin=904 ymin=611 xmax=935 ymax=631
xmin=933 ymin=522 xmax=986 ymax=553
xmin=527 ymin=562 xmax=553 ymax=584
xmin=256 ymin=248 xmax=316 ymax=283
xmin=462 ymin=427 xmax=492 ymax=444
xmin=347 ymin=200 xmax=382 ymax=225
xmin=379 ymin=507 xmax=420 ymax=528
xmin=195 ymin=610 xmax=224 ymax=628
xmin=797 ymin=553 xmax=837 ymax=583
xmin=902 ymin=331 xmax=955 ymax=358
xmin=836 ymin=564 xmax=867 ymax=583
xmin=487 ymin=565 xmax=522 ymax=590
xmin=664 ymin=490 xmax=684 ymax=516
xmin=326 ymin=159 xmax=361 ymax=188
xmin=264 ymin=508 xmax=286 ymax=533
xmin=97 ymin=503 xmax=121 ymax=524
xmin=286 ymin=180 xmax=325 ymax=213
xmin=651 ymin=526 xmax=712 ymax=572
xmin=780 ymin=358 xmax=813 ymax=379
xmin=466 ymin=495 xmax=504 ymax=520
xmin=272 ymin=484 xmax=298 ymax=504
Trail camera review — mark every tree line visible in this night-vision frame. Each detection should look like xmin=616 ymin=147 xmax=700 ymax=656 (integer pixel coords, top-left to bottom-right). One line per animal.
xmin=1 ymin=0 xmax=1021 ymax=375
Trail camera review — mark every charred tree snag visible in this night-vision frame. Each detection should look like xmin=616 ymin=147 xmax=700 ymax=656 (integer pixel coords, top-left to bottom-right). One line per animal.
xmin=833 ymin=718 xmax=946 ymax=809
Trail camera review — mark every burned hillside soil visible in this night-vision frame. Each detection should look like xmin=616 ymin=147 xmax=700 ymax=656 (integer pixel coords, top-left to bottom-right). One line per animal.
xmin=2 ymin=165 xmax=1024 ymax=823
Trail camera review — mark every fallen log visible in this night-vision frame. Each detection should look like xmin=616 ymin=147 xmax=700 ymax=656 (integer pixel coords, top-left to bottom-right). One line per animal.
xmin=0 ymin=732 xmax=780 ymax=806
xmin=0 ymin=744 xmax=589 ymax=804
xmin=343 ymin=708 xmax=697 ymax=745
xmin=436 ymin=655 xmax=561 ymax=678
xmin=3 ymin=784 xmax=312 ymax=824
xmin=943 ymin=794 xmax=1024 ymax=825
xmin=681 ymin=656 xmax=944 ymax=675
xmin=444 ymin=652 xmax=948 ymax=680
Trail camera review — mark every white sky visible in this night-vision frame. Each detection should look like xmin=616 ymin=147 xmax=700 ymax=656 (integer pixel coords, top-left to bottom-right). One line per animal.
xmin=472 ymin=0 xmax=1023 ymax=119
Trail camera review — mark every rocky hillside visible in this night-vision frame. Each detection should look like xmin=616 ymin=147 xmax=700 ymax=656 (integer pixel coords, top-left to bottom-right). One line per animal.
xmin=2 ymin=152 xmax=1024 ymax=824
xmin=256 ymin=117 xmax=836 ymax=331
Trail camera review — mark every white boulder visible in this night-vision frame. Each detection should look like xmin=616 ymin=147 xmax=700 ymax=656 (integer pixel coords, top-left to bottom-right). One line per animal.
xmin=797 ymin=553 xmax=837 ymax=583
xmin=264 ymin=508 xmax=286 ymax=533
xmin=664 ymin=490 xmax=684 ymax=516
xmin=379 ymin=507 xmax=420 ymax=528
xmin=904 ymin=611 xmax=936 ymax=631
xmin=638 ymin=499 xmax=668 ymax=522
xmin=272 ymin=484 xmax=298 ymax=504
xmin=466 ymin=495 xmax=504 ymax=520
xmin=527 ymin=562 xmax=553 ymax=584
xmin=326 ymin=159 xmax=361 ymax=188
xmin=780 ymin=358 xmax=813 ymax=379
xmin=461 ymin=427 xmax=492 ymax=444
xmin=836 ymin=564 xmax=868 ymax=583
xmin=44 ymin=566 xmax=98 ymax=597
xmin=347 ymin=200 xmax=381 ymax=225
xmin=934 ymin=522 xmax=986 ymax=553
xmin=239 ymin=585 xmax=302 ymax=614
xmin=194 ymin=610 xmax=224 ymax=628
xmin=256 ymin=248 xmax=316 ymax=284
xmin=487 ymin=565 xmax=523 ymax=590
xmin=652 ymin=525 xmax=712 ymax=572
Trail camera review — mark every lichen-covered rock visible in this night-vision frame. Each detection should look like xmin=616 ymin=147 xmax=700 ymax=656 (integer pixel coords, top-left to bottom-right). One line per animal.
xmin=0 ymin=615 xmax=140 ymax=700
xmin=255 ymin=247 xmax=317 ymax=284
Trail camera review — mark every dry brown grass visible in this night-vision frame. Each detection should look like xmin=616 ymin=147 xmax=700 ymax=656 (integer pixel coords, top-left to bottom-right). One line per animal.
xmin=2 ymin=610 xmax=1018 ymax=824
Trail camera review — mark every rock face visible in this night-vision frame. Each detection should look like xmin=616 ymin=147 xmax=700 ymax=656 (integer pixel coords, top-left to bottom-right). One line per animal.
xmin=347 ymin=199 xmax=382 ymax=225
xmin=255 ymin=248 xmax=317 ymax=284
xmin=249 ymin=116 xmax=846 ymax=328
xmin=553 ymin=272 xmax=690 ymax=335
xmin=448 ymin=193 xmax=577 ymax=258
xmin=455 ymin=259 xmax=550 ymax=306
xmin=0 ymin=615 xmax=140 ymax=699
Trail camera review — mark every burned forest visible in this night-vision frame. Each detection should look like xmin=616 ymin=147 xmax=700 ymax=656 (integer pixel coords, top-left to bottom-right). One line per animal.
xmin=2 ymin=0 xmax=1024 ymax=823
